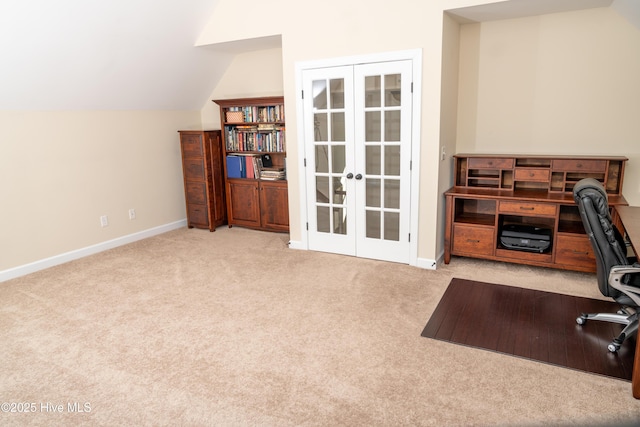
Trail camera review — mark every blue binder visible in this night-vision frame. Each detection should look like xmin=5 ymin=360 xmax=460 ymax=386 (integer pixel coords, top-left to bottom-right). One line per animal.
xmin=226 ymin=155 xmax=244 ymax=178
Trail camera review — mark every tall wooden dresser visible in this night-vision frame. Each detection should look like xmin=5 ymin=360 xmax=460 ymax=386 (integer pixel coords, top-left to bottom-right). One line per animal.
xmin=178 ymin=130 xmax=226 ymax=231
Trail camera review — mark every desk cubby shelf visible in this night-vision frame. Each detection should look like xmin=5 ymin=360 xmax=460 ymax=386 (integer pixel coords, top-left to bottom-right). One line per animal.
xmin=445 ymin=154 xmax=628 ymax=273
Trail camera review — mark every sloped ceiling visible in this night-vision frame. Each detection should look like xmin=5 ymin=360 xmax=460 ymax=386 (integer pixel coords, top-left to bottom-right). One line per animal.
xmin=0 ymin=0 xmax=225 ymax=110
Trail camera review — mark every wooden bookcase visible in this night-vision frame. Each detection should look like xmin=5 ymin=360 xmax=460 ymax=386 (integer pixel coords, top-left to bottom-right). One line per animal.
xmin=178 ymin=130 xmax=226 ymax=231
xmin=444 ymin=154 xmax=628 ymax=272
xmin=213 ymin=96 xmax=289 ymax=232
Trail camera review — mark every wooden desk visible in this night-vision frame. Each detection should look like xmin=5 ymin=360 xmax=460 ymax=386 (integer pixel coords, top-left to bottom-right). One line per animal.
xmin=616 ymin=206 xmax=640 ymax=399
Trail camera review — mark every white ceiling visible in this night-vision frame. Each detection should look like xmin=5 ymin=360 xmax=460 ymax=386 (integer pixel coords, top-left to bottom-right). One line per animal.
xmin=0 ymin=0 xmax=636 ymax=111
xmin=0 ymin=0 xmax=225 ymax=110
xmin=447 ymin=0 xmax=614 ymax=23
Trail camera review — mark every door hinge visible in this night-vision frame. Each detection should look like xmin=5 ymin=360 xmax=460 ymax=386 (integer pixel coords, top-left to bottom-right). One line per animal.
xmin=301 ymin=90 xmax=304 ymax=99
xmin=408 ymin=233 xmax=411 ymax=242
xmin=411 ymin=82 xmax=413 ymax=93
xmin=304 ymin=158 xmax=307 ymax=167
xmin=410 ymin=160 xmax=412 ymax=170
xmin=306 ymin=222 xmax=309 ymax=230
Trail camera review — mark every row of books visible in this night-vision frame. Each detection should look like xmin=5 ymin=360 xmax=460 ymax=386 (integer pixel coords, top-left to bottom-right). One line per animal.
xmin=226 ymin=154 xmax=286 ymax=180
xmin=224 ymin=125 xmax=285 ymax=152
xmin=225 ymin=105 xmax=284 ymax=123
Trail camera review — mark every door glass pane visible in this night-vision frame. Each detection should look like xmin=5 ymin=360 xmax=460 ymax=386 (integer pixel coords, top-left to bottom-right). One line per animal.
xmin=365 ymin=111 xmax=381 ymax=142
xmin=366 ymin=178 xmax=380 ymax=207
xmin=384 ymin=179 xmax=400 ymax=209
xmin=333 ymin=207 xmax=347 ymax=235
xmin=365 ymin=75 xmax=381 ymax=108
xmin=332 ymin=145 xmax=346 ymax=173
xmin=315 ymin=145 xmax=328 ymax=173
xmin=366 ymin=210 xmax=380 ymax=238
xmin=384 ymin=146 xmax=400 ymax=176
xmin=317 ymin=206 xmax=330 ymax=232
xmin=384 ymin=212 xmax=400 ymax=241
xmin=331 ymin=112 xmax=345 ymax=141
xmin=384 ymin=110 xmax=400 ymax=141
xmin=385 ymin=74 xmax=401 ymax=107
xmin=333 ymin=177 xmax=346 ymax=204
xmin=314 ymin=113 xmax=327 ymax=142
xmin=330 ymin=79 xmax=344 ymax=109
xmin=366 ymin=146 xmax=380 ymax=175
xmin=316 ymin=176 xmax=329 ymax=202
xmin=313 ymin=80 xmax=327 ymax=109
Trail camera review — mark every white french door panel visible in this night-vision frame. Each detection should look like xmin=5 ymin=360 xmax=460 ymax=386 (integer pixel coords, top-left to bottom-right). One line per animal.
xmin=302 ymin=66 xmax=356 ymax=256
xmin=353 ymin=60 xmax=413 ymax=263
xmin=302 ymin=59 xmax=414 ymax=264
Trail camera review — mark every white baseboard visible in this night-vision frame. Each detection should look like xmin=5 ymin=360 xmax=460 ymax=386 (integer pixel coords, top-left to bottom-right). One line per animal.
xmin=415 ymin=256 xmax=438 ymax=270
xmin=0 ymin=220 xmax=187 ymax=283
xmin=288 ymin=239 xmax=440 ymax=270
xmin=287 ymin=240 xmax=306 ymax=250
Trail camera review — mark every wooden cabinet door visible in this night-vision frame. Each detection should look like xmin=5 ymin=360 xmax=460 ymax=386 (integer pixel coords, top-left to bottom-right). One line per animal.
xmin=227 ymin=180 xmax=260 ymax=228
xmin=260 ymin=181 xmax=289 ymax=231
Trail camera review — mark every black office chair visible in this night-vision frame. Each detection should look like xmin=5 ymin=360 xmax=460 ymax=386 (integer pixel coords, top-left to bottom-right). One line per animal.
xmin=573 ymin=178 xmax=640 ymax=353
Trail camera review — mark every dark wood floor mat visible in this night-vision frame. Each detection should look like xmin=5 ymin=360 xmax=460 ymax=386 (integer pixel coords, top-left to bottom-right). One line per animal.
xmin=421 ymin=278 xmax=635 ymax=381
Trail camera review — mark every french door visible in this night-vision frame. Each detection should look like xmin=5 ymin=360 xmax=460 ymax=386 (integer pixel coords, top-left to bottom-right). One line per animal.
xmin=302 ymin=60 xmax=413 ymax=263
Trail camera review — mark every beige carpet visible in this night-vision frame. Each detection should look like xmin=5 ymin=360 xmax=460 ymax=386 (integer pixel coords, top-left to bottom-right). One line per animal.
xmin=1 ymin=226 xmax=639 ymax=426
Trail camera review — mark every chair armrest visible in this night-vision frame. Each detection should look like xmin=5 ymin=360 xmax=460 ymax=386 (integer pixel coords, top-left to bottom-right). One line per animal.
xmin=609 ymin=264 xmax=640 ymax=307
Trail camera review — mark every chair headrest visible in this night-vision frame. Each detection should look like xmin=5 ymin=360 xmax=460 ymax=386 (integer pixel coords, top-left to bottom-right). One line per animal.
xmin=573 ymin=178 xmax=609 ymax=218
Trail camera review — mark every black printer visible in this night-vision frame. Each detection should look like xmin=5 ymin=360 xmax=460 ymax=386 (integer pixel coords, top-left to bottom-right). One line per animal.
xmin=500 ymin=224 xmax=552 ymax=253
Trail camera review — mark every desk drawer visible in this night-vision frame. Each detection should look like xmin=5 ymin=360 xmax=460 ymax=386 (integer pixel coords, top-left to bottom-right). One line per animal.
xmin=514 ymin=168 xmax=550 ymax=182
xmin=452 ymin=224 xmax=494 ymax=256
xmin=499 ymin=201 xmax=557 ymax=217
xmin=552 ymin=159 xmax=607 ymax=173
xmin=555 ymin=234 xmax=596 ymax=270
xmin=467 ymin=157 xmax=514 ymax=169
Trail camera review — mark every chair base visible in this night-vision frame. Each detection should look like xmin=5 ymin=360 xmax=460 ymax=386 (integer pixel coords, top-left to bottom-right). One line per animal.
xmin=576 ymin=310 xmax=639 ymax=353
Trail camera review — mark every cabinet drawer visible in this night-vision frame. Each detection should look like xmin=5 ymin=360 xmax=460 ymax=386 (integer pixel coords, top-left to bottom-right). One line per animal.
xmin=186 ymin=182 xmax=207 ymax=204
xmin=552 ymin=159 xmax=607 ymax=173
xmin=555 ymin=234 xmax=596 ymax=269
xmin=467 ymin=157 xmax=514 ymax=169
xmin=181 ymin=134 xmax=204 ymax=157
xmin=183 ymin=158 xmax=205 ymax=180
xmin=188 ymin=204 xmax=209 ymax=226
xmin=452 ymin=224 xmax=494 ymax=256
xmin=514 ymin=168 xmax=550 ymax=182
xmin=499 ymin=201 xmax=556 ymax=217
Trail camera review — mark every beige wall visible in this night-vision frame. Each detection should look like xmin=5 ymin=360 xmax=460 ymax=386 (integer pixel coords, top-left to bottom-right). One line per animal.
xmin=457 ymin=7 xmax=640 ymax=205
xmin=202 ymin=47 xmax=285 ymax=130
xmin=0 ymin=110 xmax=201 ymax=271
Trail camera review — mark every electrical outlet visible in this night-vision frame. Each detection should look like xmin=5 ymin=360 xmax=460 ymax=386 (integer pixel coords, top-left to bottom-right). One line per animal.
xmin=100 ymin=215 xmax=109 ymax=227
xmin=128 ymin=208 xmax=136 ymax=220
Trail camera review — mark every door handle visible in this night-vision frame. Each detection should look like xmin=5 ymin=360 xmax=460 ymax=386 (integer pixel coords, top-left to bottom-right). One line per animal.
xmin=346 ymin=173 xmax=354 ymax=179
xmin=355 ymin=174 xmax=363 ymax=180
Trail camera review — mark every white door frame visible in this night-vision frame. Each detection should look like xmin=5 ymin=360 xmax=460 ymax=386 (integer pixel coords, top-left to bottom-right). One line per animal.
xmin=294 ymin=49 xmax=422 ymax=266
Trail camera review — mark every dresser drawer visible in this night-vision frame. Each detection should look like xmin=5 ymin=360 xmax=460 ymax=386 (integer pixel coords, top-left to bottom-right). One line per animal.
xmin=452 ymin=224 xmax=494 ymax=256
xmin=499 ymin=201 xmax=557 ymax=217
xmin=467 ymin=157 xmax=514 ymax=169
xmin=186 ymin=182 xmax=207 ymax=204
xmin=514 ymin=168 xmax=550 ymax=182
xmin=183 ymin=158 xmax=205 ymax=180
xmin=181 ymin=134 xmax=204 ymax=157
xmin=552 ymin=159 xmax=607 ymax=173
xmin=188 ymin=203 xmax=209 ymax=226
xmin=555 ymin=234 xmax=596 ymax=270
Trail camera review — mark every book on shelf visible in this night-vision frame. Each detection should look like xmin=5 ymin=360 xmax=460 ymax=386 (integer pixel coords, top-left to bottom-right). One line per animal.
xmin=260 ymin=167 xmax=286 ymax=181
xmin=224 ymin=125 xmax=285 ymax=152
xmin=226 ymin=153 xmax=263 ymax=179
